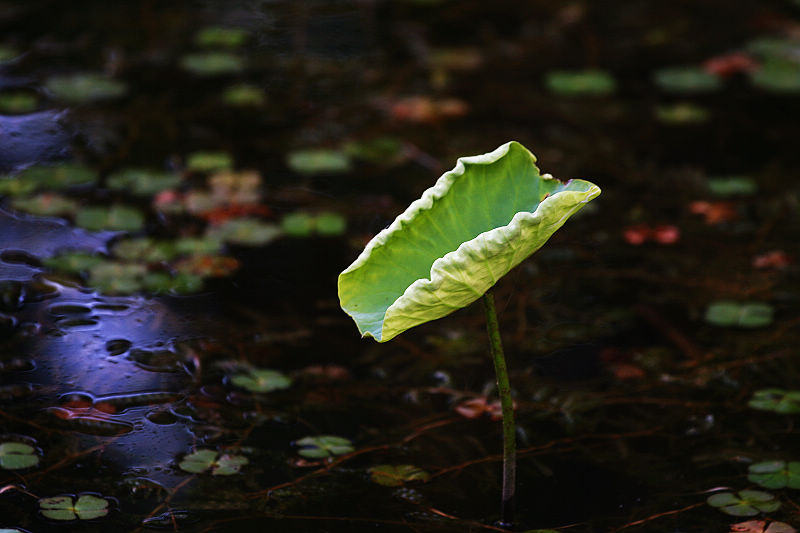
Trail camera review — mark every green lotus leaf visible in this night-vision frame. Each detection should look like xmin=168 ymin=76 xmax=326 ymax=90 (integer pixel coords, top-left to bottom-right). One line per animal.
xmin=178 ymin=449 xmax=248 ymax=475
xmin=338 ymin=141 xmax=600 ymax=342
xmin=206 ymin=218 xmax=281 ymax=246
xmin=707 ymin=490 xmax=780 ymax=517
xmin=653 ymin=66 xmax=723 ymax=93
xmin=230 ymin=368 xmax=292 ymax=392
xmin=107 ymin=168 xmax=182 ymax=196
xmin=44 ymin=251 xmax=105 ymax=274
xmin=748 ymin=389 xmax=800 ymax=414
xmin=655 ymin=102 xmax=710 ymax=124
xmin=545 ymin=69 xmax=616 ymax=96
xmin=0 ymin=441 xmax=39 ymax=470
xmin=39 ymin=493 xmax=109 ymax=521
xmin=186 ymin=151 xmax=234 ymax=173
xmin=0 ymin=90 xmax=38 ymax=114
xmin=11 ymin=193 xmax=78 ymax=217
xmin=194 ymin=26 xmax=250 ymax=48
xmin=708 ymin=176 xmax=757 ymax=197
xmin=286 ymin=148 xmax=352 ymax=175
xmin=369 ymin=464 xmax=431 ymax=487
xmin=222 ymin=83 xmax=266 ymax=107
xmin=0 ymin=44 xmax=19 ymax=62
xmin=296 ymin=435 xmax=354 ymax=459
xmin=75 ymin=205 xmax=145 ymax=232
xmin=748 ymin=460 xmax=800 ymax=489
xmin=180 ymin=52 xmax=245 ymax=76
xmin=45 ymin=73 xmax=127 ymax=104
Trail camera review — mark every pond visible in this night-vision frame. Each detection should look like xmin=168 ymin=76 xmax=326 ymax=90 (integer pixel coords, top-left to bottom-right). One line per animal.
xmin=1 ymin=1 xmax=800 ymax=532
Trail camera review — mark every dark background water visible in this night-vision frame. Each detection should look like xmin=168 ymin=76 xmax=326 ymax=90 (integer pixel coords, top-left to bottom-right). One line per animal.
xmin=1 ymin=1 xmax=800 ymax=532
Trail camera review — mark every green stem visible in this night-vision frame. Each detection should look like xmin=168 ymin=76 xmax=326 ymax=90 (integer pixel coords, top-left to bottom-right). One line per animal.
xmin=482 ymin=290 xmax=515 ymax=527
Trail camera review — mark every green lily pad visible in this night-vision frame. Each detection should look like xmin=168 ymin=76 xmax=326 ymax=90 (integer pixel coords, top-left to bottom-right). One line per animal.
xmin=748 ymin=461 xmax=800 ymax=489
xmin=749 ymin=389 xmax=800 ymax=414
xmin=206 ymin=218 xmax=281 ymax=246
xmin=39 ymin=493 xmax=109 ymax=520
xmin=0 ymin=90 xmax=38 ymax=114
xmin=545 ymin=69 xmax=616 ymax=96
xmin=704 ymin=301 xmax=774 ymax=328
xmin=44 ymin=73 xmax=127 ymax=104
xmin=296 ymin=435 xmax=354 ymax=459
xmin=655 ymin=102 xmax=710 ymax=124
xmin=11 ymin=193 xmax=79 ymax=217
xmin=286 ymin=149 xmax=353 ymax=175
xmin=653 ymin=66 xmax=722 ymax=93
xmin=195 ymin=26 xmax=250 ymax=48
xmin=107 ymin=168 xmax=182 ymax=196
xmin=343 ymin=137 xmax=405 ymax=164
xmin=172 ymin=254 xmax=239 ymax=277
xmin=708 ymin=176 xmax=757 ymax=197
xmin=281 ymin=211 xmax=347 ymax=237
xmin=230 ymin=368 xmax=292 ymax=392
xmin=746 ymin=37 xmax=800 ymax=62
xmin=222 ymin=83 xmax=266 ymax=107
xmin=186 ymin=151 xmax=234 ymax=173
xmin=180 ymin=52 xmax=245 ymax=76
xmin=0 ymin=44 xmax=19 ymax=62
xmin=44 ymin=251 xmax=105 ymax=274
xmin=751 ymin=60 xmax=800 ymax=92
xmin=0 ymin=163 xmax=96 ymax=196
xmin=179 ymin=449 xmax=248 ymax=475
xmin=112 ymin=238 xmax=178 ymax=262
xmin=75 ymin=205 xmax=145 ymax=232
xmin=174 ymin=236 xmax=223 ymax=255
xmin=369 ymin=464 xmax=430 ymax=487
xmin=707 ymin=490 xmax=780 ymax=517
xmin=88 ymin=262 xmax=147 ymax=294
xmin=338 ymin=141 xmax=600 ymax=342
xmin=0 ymin=442 xmax=39 ymax=469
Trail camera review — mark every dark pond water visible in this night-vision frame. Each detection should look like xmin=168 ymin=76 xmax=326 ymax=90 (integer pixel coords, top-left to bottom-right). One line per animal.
xmin=2 ymin=1 xmax=800 ymax=532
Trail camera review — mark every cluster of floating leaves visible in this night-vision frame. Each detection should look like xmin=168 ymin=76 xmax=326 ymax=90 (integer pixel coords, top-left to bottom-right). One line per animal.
xmin=748 ymin=389 xmax=800 ymax=414
xmin=707 ymin=490 xmax=780 ymax=517
xmin=178 ymin=449 xmax=249 ymax=475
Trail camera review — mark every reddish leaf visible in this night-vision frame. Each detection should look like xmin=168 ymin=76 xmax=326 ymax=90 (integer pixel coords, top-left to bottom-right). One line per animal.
xmin=652 ymin=225 xmax=680 ymax=244
xmin=704 ymin=52 xmax=759 ymax=78
xmin=689 ymin=200 xmax=738 ymax=224
xmin=623 ymin=225 xmax=650 ymax=245
xmin=455 ymin=397 xmax=503 ymax=421
xmin=753 ymin=250 xmax=792 ymax=270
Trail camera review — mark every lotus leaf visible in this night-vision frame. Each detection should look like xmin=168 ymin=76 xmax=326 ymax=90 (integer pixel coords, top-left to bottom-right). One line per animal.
xmin=11 ymin=193 xmax=78 ymax=217
xmin=88 ymin=262 xmax=148 ymax=294
xmin=296 ymin=435 xmax=354 ymax=458
xmin=107 ymin=168 xmax=182 ymax=196
xmin=179 ymin=449 xmax=248 ymax=475
xmin=75 ymin=205 xmax=145 ymax=232
xmin=708 ymin=176 xmax=757 ymax=196
xmin=112 ymin=238 xmax=178 ymax=262
xmin=748 ymin=460 xmax=800 ymax=489
xmin=746 ymin=37 xmax=800 ymax=60
xmin=369 ymin=464 xmax=430 ymax=487
xmin=338 ymin=141 xmax=600 ymax=342
xmin=45 ymin=73 xmax=126 ymax=104
xmin=344 ymin=137 xmax=405 ymax=164
xmin=230 ymin=368 xmax=292 ymax=392
xmin=39 ymin=493 xmax=109 ymax=520
xmin=705 ymin=301 xmax=774 ymax=328
xmin=222 ymin=83 xmax=265 ymax=106
xmin=749 ymin=389 xmax=800 ymax=414
xmin=186 ymin=151 xmax=234 ymax=172
xmin=0 ymin=441 xmax=39 ymax=469
xmin=545 ymin=69 xmax=615 ymax=95
xmin=206 ymin=218 xmax=281 ymax=246
xmin=172 ymin=254 xmax=238 ymax=277
xmin=655 ymin=102 xmax=710 ymax=124
xmin=282 ymin=211 xmax=347 ymax=237
xmin=1 ymin=164 xmax=96 ymax=195
xmin=286 ymin=148 xmax=352 ymax=175
xmin=180 ymin=52 xmax=245 ymax=76
xmin=195 ymin=26 xmax=250 ymax=48
xmin=751 ymin=60 xmax=800 ymax=92
xmin=653 ymin=66 xmax=722 ymax=93
xmin=0 ymin=90 xmax=38 ymax=114
xmin=707 ymin=490 xmax=780 ymax=517
xmin=44 ymin=251 xmax=104 ymax=274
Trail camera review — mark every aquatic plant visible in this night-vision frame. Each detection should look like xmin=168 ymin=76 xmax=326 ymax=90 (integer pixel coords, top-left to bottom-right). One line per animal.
xmin=748 ymin=461 xmax=800 ymax=489
xmin=338 ymin=141 xmax=600 ymax=525
xmin=38 ymin=493 xmax=110 ymax=520
xmin=0 ymin=441 xmax=39 ymax=470
xmin=179 ymin=449 xmax=249 ymax=475
xmin=369 ymin=464 xmax=431 ymax=487
xmin=296 ymin=435 xmax=355 ymax=459
xmin=707 ymin=490 xmax=780 ymax=517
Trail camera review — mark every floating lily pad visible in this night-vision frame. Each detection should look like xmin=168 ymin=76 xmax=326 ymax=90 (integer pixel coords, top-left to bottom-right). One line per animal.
xmin=0 ymin=44 xmax=19 ymax=62
xmin=0 ymin=441 xmax=39 ymax=469
xmin=179 ymin=449 xmax=248 ymax=475
xmin=0 ymin=163 xmax=96 ymax=196
xmin=545 ymin=69 xmax=616 ymax=96
xmin=88 ymin=262 xmax=147 ymax=294
xmin=75 ymin=205 xmax=145 ymax=232
xmin=222 ymin=83 xmax=265 ymax=106
xmin=708 ymin=176 xmax=757 ymax=196
xmin=746 ymin=37 xmax=800 ymax=62
xmin=174 ymin=236 xmax=224 ymax=255
xmin=653 ymin=66 xmax=723 ymax=93
xmin=281 ymin=211 xmax=347 ymax=237
xmin=180 ymin=52 xmax=245 ymax=76
xmin=173 ymin=254 xmax=239 ymax=277
xmin=343 ymin=137 xmax=405 ymax=164
xmin=707 ymin=490 xmax=780 ymax=517
xmin=39 ymin=493 xmax=109 ymax=520
xmin=195 ymin=26 xmax=250 ymax=48
xmin=296 ymin=435 xmax=354 ymax=459
xmin=286 ymin=149 xmax=352 ymax=175
xmin=144 ymin=272 xmax=204 ymax=294
xmin=0 ymin=90 xmax=38 ymax=114
xmin=112 ymin=238 xmax=177 ymax=262
xmin=655 ymin=102 xmax=710 ymax=123
xmin=45 ymin=73 xmax=127 ymax=104
xmin=705 ymin=301 xmax=774 ymax=328
xmin=748 ymin=461 xmax=800 ymax=489
xmin=186 ymin=151 xmax=234 ymax=173
xmin=44 ymin=251 xmax=105 ymax=274
xmin=206 ymin=218 xmax=280 ymax=246
xmin=369 ymin=464 xmax=430 ymax=487
xmin=749 ymin=389 xmax=800 ymax=414
xmin=11 ymin=193 xmax=78 ymax=217
xmin=107 ymin=169 xmax=182 ymax=196
xmin=751 ymin=60 xmax=800 ymax=92
xmin=229 ymin=368 xmax=292 ymax=392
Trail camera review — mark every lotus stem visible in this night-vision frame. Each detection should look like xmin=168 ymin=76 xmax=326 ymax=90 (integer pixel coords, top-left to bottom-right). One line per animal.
xmin=482 ymin=290 xmax=516 ymax=527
